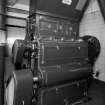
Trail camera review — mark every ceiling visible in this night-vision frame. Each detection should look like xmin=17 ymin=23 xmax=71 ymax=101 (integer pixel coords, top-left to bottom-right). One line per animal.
xmin=7 ymin=0 xmax=29 ymax=11
xmin=16 ymin=0 xmax=29 ymax=5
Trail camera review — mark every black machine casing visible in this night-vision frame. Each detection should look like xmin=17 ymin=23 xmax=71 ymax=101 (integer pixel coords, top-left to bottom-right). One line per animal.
xmin=10 ymin=0 xmax=94 ymax=105
xmin=29 ymin=0 xmax=89 ymax=21
xmin=38 ymin=79 xmax=88 ymax=105
xmin=27 ymin=0 xmax=89 ymax=42
xmin=36 ymin=40 xmax=92 ymax=105
xmin=38 ymin=40 xmax=92 ymax=86
xmin=11 ymin=39 xmax=92 ymax=105
xmin=39 ymin=40 xmax=88 ymax=67
xmin=26 ymin=14 xmax=79 ymax=41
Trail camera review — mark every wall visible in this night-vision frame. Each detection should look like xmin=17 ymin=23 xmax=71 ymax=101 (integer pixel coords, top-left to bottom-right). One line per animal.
xmin=6 ymin=8 xmax=28 ymax=56
xmin=80 ymin=0 xmax=105 ymax=81
xmin=6 ymin=16 xmax=26 ymax=56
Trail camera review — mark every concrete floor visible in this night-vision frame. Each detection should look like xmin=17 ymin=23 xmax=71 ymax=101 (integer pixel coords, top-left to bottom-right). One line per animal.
xmin=83 ymin=79 xmax=105 ymax=105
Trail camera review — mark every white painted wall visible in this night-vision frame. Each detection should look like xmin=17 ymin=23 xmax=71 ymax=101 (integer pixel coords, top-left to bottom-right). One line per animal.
xmin=6 ymin=13 xmax=27 ymax=56
xmin=0 ymin=30 xmax=6 ymax=43
xmin=80 ymin=0 xmax=105 ymax=81
xmin=7 ymin=27 xmax=25 ymax=56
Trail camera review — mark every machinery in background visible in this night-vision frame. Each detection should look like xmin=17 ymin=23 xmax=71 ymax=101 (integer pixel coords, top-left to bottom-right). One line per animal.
xmin=82 ymin=35 xmax=101 ymax=66
xmin=6 ymin=0 xmax=101 ymax=105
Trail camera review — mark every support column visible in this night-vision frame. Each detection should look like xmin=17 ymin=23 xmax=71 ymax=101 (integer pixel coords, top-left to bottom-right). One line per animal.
xmin=0 ymin=0 xmax=6 ymax=43
xmin=0 ymin=1 xmax=6 ymax=105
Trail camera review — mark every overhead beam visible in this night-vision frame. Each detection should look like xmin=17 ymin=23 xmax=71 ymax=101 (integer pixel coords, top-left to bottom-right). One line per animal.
xmin=6 ymin=7 xmax=29 ymax=15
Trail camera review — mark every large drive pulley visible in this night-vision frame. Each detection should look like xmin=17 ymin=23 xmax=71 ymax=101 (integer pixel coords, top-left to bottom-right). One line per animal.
xmin=6 ymin=70 xmax=33 ymax=105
